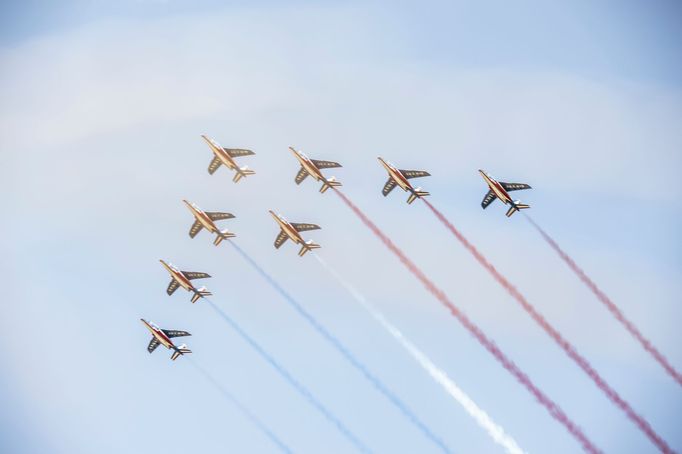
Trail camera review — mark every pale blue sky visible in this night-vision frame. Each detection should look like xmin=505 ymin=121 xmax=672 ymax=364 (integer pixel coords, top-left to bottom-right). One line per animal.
xmin=2 ymin=1 xmax=681 ymax=453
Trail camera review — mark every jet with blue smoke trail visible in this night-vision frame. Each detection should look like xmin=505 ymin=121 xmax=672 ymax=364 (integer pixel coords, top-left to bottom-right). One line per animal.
xmin=183 ymin=199 xmax=236 ymax=246
xmin=159 ymin=259 xmax=212 ymax=303
xmin=140 ymin=318 xmax=192 ymax=361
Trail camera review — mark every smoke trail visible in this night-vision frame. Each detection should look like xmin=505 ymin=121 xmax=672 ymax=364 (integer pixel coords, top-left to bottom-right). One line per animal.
xmin=185 ymin=357 xmax=294 ymax=453
xmin=203 ymin=298 xmax=371 ymax=454
xmin=422 ymin=199 xmax=673 ymax=454
xmin=524 ymin=213 xmax=682 ymax=388
xmin=331 ymin=187 xmax=600 ymax=454
xmin=313 ymin=253 xmax=526 ymax=454
xmin=227 ymin=241 xmax=452 ymax=454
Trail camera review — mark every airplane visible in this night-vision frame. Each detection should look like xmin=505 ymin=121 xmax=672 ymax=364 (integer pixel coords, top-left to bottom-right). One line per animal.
xmin=159 ymin=259 xmax=212 ymax=303
xmin=140 ymin=319 xmax=192 ymax=361
xmin=478 ymin=169 xmax=532 ymax=217
xmin=269 ymin=210 xmax=321 ymax=257
xmin=201 ymin=135 xmax=255 ymax=183
xmin=377 ymin=157 xmax=431 ymax=204
xmin=289 ymin=146 xmax=342 ymax=193
xmin=183 ymin=199 xmax=236 ymax=246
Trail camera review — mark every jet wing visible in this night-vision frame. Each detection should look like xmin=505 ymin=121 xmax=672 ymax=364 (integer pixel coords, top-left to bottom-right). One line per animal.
xmin=274 ymin=230 xmax=288 ymax=249
xmin=167 ymin=279 xmax=180 ymax=296
xmin=295 ymin=167 xmax=309 ymax=185
xmin=182 ymin=271 xmax=211 ymax=280
xmin=400 ymin=170 xmax=431 ymax=179
xmin=162 ymin=329 xmax=191 ymax=339
xmin=224 ymin=148 xmax=255 ymax=158
xmin=290 ymin=222 xmax=321 ymax=232
xmin=500 ymin=182 xmax=532 ymax=192
xmin=189 ymin=220 xmax=203 ymax=238
xmin=481 ymin=190 xmax=497 ymax=209
xmin=206 ymin=212 xmax=235 ymax=221
xmin=382 ymin=178 xmax=397 ymax=196
xmin=311 ymin=159 xmax=342 ymax=169
xmin=208 ymin=156 xmax=222 ymax=175
xmin=148 ymin=337 xmax=160 ymax=353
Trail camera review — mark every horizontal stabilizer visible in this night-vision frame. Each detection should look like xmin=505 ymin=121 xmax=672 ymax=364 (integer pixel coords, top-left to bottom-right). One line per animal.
xmin=505 ymin=202 xmax=530 ymax=217
xmin=232 ymin=167 xmax=255 ymax=183
xmin=171 ymin=344 xmax=192 ymax=360
xmin=191 ymin=287 xmax=212 ymax=303
xmin=298 ymin=241 xmax=321 ymax=257
xmin=213 ymin=229 xmax=236 ymax=246
xmin=407 ymin=188 xmax=430 ymax=204
xmin=320 ymin=176 xmax=342 ymax=193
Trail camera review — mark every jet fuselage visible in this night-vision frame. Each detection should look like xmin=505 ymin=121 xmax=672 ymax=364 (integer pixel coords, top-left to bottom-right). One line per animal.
xmin=201 ymin=135 xmax=239 ymax=171
xmin=141 ymin=319 xmax=174 ymax=350
xmin=378 ymin=157 xmax=413 ymax=193
xmin=291 ymin=148 xmax=325 ymax=182
xmin=159 ymin=260 xmax=194 ymax=292
xmin=183 ymin=200 xmax=218 ymax=233
xmin=479 ymin=170 xmax=513 ymax=205
xmin=269 ymin=211 xmax=304 ymax=245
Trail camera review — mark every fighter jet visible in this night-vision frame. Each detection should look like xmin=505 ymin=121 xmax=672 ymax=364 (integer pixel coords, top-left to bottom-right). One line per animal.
xmin=201 ymin=135 xmax=255 ymax=183
xmin=377 ymin=157 xmax=431 ymax=204
xmin=478 ymin=170 xmax=531 ymax=217
xmin=159 ymin=259 xmax=212 ymax=303
xmin=269 ymin=210 xmax=321 ymax=257
xmin=183 ymin=200 xmax=236 ymax=246
xmin=140 ymin=319 xmax=192 ymax=361
xmin=289 ymin=146 xmax=342 ymax=193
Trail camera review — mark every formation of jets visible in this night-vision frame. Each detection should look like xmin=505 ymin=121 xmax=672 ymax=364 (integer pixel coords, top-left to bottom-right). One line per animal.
xmin=143 ymin=136 xmax=533 ymax=359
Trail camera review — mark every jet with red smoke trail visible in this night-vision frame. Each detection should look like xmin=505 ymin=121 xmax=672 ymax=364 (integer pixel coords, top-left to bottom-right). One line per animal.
xmin=183 ymin=199 xmax=236 ymax=246
xmin=140 ymin=318 xmax=192 ymax=361
xmin=289 ymin=146 xmax=343 ymax=193
xmin=159 ymin=259 xmax=212 ymax=303
xmin=201 ymin=134 xmax=255 ymax=183
xmin=269 ymin=210 xmax=321 ymax=257
xmin=479 ymin=170 xmax=531 ymax=217
xmin=377 ymin=157 xmax=430 ymax=204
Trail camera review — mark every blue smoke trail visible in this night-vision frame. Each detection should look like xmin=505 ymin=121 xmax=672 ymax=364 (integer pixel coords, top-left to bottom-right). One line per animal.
xmin=228 ymin=241 xmax=452 ymax=454
xmin=185 ymin=357 xmax=294 ymax=453
xmin=203 ymin=298 xmax=371 ymax=454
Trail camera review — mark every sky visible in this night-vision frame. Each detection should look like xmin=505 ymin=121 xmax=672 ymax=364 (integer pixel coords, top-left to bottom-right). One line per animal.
xmin=2 ymin=1 xmax=681 ymax=453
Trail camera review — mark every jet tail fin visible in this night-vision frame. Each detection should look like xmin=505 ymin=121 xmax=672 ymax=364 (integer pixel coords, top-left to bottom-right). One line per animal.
xmin=233 ymin=166 xmax=255 ymax=183
xmin=407 ymin=188 xmax=430 ymax=204
xmin=191 ymin=287 xmax=212 ymax=303
xmin=171 ymin=344 xmax=192 ymax=360
xmin=320 ymin=176 xmax=342 ymax=193
xmin=213 ymin=229 xmax=236 ymax=246
xmin=505 ymin=202 xmax=530 ymax=217
xmin=298 ymin=241 xmax=321 ymax=257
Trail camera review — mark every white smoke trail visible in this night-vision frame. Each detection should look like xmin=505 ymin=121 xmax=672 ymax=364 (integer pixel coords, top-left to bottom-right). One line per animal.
xmin=313 ymin=253 xmax=526 ymax=454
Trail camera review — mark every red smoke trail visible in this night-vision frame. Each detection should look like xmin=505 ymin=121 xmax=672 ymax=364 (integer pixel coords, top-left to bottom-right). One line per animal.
xmin=332 ymin=188 xmax=601 ymax=454
xmin=524 ymin=214 xmax=682 ymax=388
xmin=422 ymin=199 xmax=673 ymax=454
